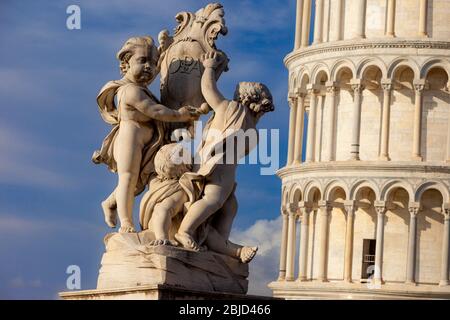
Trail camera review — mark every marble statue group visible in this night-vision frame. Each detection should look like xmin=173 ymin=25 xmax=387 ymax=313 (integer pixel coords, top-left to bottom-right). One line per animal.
xmin=93 ymin=3 xmax=274 ymax=265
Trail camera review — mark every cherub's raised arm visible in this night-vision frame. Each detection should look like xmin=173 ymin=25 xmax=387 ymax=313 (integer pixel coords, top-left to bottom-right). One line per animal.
xmin=201 ymin=52 xmax=229 ymax=112
xmin=124 ymin=86 xmax=197 ymax=122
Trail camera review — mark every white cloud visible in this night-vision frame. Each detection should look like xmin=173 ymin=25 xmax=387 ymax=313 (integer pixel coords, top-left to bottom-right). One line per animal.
xmin=9 ymin=276 xmax=25 ymax=288
xmin=230 ymin=216 xmax=282 ymax=297
xmin=8 ymin=276 xmax=42 ymax=289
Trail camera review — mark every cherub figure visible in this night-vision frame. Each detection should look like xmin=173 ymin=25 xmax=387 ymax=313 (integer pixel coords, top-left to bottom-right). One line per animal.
xmin=139 ymin=143 xmax=258 ymax=263
xmin=93 ymin=36 xmax=198 ymax=233
xmin=175 ymin=51 xmax=275 ymax=256
xmin=139 ymin=143 xmax=192 ymax=245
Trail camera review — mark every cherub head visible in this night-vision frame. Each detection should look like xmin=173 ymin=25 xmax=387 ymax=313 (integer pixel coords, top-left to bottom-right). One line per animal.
xmin=117 ymin=36 xmax=160 ymax=85
xmin=154 ymin=143 xmax=192 ymax=181
xmin=233 ymin=82 xmax=275 ymax=121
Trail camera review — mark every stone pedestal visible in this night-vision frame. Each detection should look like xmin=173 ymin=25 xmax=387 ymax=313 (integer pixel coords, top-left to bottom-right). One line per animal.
xmin=59 ymin=284 xmax=277 ymax=300
xmin=60 ymin=231 xmax=252 ymax=300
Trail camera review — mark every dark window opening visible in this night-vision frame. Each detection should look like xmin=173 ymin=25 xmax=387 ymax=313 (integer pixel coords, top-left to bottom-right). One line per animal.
xmin=361 ymin=239 xmax=376 ymax=280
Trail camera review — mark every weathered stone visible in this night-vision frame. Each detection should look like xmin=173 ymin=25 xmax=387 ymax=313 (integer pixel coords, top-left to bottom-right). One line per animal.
xmin=97 ymin=232 xmax=249 ymax=294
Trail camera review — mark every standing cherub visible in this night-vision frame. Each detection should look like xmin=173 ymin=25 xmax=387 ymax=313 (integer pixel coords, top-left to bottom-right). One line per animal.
xmin=175 ymin=51 xmax=275 ymax=255
xmin=93 ymin=36 xmax=198 ymax=233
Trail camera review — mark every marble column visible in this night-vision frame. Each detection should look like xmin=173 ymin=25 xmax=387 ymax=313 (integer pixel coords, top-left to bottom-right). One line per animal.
xmin=293 ymin=92 xmax=306 ymax=165
xmin=354 ymin=0 xmax=367 ymax=39
xmin=412 ymin=81 xmax=425 ymax=161
xmin=344 ymin=201 xmax=356 ymax=282
xmin=332 ymin=0 xmax=343 ymax=41
xmin=374 ymin=202 xmax=387 ymax=284
xmin=306 ymin=85 xmax=319 ymax=162
xmin=350 ymin=81 xmax=365 ymax=160
xmin=294 ymin=0 xmax=304 ymax=50
xmin=278 ymin=206 xmax=289 ymax=280
xmin=298 ymin=203 xmax=312 ymax=281
xmin=301 ymin=0 xmax=312 ymax=47
xmin=325 ymin=82 xmax=338 ymax=161
xmin=406 ymin=203 xmax=419 ymax=284
xmin=439 ymin=207 xmax=450 ymax=286
xmin=386 ymin=0 xmax=396 ymax=37
xmin=317 ymin=201 xmax=331 ymax=282
xmin=287 ymin=95 xmax=298 ymax=166
xmin=285 ymin=204 xmax=298 ymax=281
xmin=313 ymin=0 xmax=324 ymax=44
xmin=447 ymin=95 xmax=450 ymax=162
xmin=379 ymin=81 xmax=392 ymax=161
xmin=419 ymin=0 xmax=428 ymax=37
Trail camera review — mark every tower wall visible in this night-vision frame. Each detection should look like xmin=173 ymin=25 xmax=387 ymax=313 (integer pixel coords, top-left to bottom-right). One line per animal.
xmin=271 ymin=0 xmax=450 ymax=299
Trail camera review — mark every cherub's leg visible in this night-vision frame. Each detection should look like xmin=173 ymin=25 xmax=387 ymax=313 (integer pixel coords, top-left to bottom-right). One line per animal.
xmin=115 ymin=171 xmax=139 ymax=233
xmin=205 ymin=227 xmax=258 ymax=263
xmin=114 ymin=136 xmax=143 ymax=233
xmin=212 ymin=192 xmax=237 ymax=240
xmin=176 ymin=173 xmax=235 ymax=250
xmin=102 ymin=189 xmax=117 ymax=228
xmin=149 ymin=191 xmax=186 ymax=246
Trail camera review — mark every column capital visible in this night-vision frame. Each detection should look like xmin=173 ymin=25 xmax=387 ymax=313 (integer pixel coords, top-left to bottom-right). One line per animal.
xmin=281 ymin=205 xmax=289 ymax=216
xmin=381 ymin=79 xmax=393 ymax=92
xmin=288 ymin=203 xmax=298 ymax=216
xmin=408 ymin=202 xmax=420 ymax=217
xmin=298 ymin=201 xmax=313 ymax=211
xmin=295 ymin=88 xmax=307 ymax=98
xmin=413 ymin=79 xmax=426 ymax=93
xmin=374 ymin=201 xmax=387 ymax=215
xmin=318 ymin=200 xmax=332 ymax=213
xmin=306 ymin=84 xmax=321 ymax=95
xmin=443 ymin=204 xmax=450 ymax=220
xmin=325 ymin=81 xmax=339 ymax=94
xmin=288 ymin=92 xmax=298 ymax=103
xmin=298 ymin=201 xmax=313 ymax=222
xmin=344 ymin=200 xmax=357 ymax=215
xmin=350 ymin=79 xmax=365 ymax=93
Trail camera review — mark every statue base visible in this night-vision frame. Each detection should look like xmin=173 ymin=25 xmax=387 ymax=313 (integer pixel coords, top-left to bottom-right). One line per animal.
xmin=59 ymin=284 xmax=276 ymax=300
xmin=60 ymin=231 xmax=254 ymax=299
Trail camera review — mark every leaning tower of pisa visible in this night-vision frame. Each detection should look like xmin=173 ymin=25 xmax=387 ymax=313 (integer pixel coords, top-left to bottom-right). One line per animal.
xmin=269 ymin=0 xmax=450 ymax=299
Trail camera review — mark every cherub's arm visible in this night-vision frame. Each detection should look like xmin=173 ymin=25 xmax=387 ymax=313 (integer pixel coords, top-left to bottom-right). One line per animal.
xmin=201 ymin=52 xmax=229 ymax=113
xmin=124 ymin=86 xmax=197 ymax=122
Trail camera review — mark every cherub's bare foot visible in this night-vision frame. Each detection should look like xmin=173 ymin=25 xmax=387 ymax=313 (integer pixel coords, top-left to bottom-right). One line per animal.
xmin=149 ymin=239 xmax=178 ymax=246
xmin=101 ymin=200 xmax=117 ymax=228
xmin=174 ymin=232 xmax=203 ymax=252
xmin=119 ymin=225 xmax=136 ymax=233
xmin=239 ymin=246 xmax=258 ymax=263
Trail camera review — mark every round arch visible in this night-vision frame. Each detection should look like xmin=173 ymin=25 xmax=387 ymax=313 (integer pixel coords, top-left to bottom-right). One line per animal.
xmin=387 ymin=57 xmax=420 ymax=80
xmin=420 ymin=58 xmax=450 ymax=79
xmin=324 ymin=180 xmax=349 ymax=201
xmin=311 ymin=63 xmax=331 ymax=85
xmin=380 ymin=180 xmax=414 ymax=202
xmin=357 ymin=58 xmax=387 ymax=80
xmin=350 ymin=180 xmax=380 ymax=201
xmin=289 ymin=185 xmax=303 ymax=204
xmin=331 ymin=59 xmax=356 ymax=82
xmin=414 ymin=181 xmax=450 ymax=203
xmin=304 ymin=181 xmax=323 ymax=203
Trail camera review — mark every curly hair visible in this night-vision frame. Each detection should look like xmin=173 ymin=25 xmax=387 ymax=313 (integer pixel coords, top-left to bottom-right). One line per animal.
xmin=154 ymin=143 xmax=192 ymax=180
xmin=233 ymin=82 xmax=275 ymax=114
xmin=116 ymin=36 xmax=160 ymax=76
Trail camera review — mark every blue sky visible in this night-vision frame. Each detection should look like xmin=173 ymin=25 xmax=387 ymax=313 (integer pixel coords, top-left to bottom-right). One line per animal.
xmin=0 ymin=0 xmax=305 ymax=298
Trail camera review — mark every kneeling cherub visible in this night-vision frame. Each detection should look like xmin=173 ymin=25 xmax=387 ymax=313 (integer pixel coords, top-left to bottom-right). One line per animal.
xmin=175 ymin=51 xmax=275 ymax=259
xmin=139 ymin=143 xmax=257 ymax=263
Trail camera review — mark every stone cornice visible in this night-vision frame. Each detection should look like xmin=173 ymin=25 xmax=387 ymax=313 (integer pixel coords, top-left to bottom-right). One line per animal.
xmin=284 ymin=39 xmax=450 ymax=68
xmin=276 ymin=161 xmax=450 ymax=179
